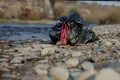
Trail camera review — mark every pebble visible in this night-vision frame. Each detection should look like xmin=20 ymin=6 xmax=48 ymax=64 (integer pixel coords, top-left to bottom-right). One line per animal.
xmin=90 ymin=55 xmax=105 ymax=62
xmin=108 ymin=63 xmax=120 ymax=72
xmin=71 ymin=51 xmax=82 ymax=58
xmin=2 ymin=73 xmax=17 ymax=79
xmin=70 ymin=72 xmax=81 ymax=79
xmin=31 ymin=43 xmax=41 ymax=51
xmin=75 ymin=70 xmax=96 ymax=80
xmin=22 ymin=75 xmax=53 ymax=80
xmin=0 ymin=66 xmax=10 ymax=72
xmin=34 ymin=64 xmax=49 ymax=75
xmin=111 ymin=39 xmax=119 ymax=45
xmin=63 ymin=51 xmax=71 ymax=57
xmin=49 ymin=67 xmax=69 ymax=80
xmin=95 ymin=68 xmax=120 ymax=80
xmin=0 ymin=58 xmax=8 ymax=62
xmin=26 ymin=52 xmax=38 ymax=60
xmin=10 ymin=56 xmax=24 ymax=64
xmin=81 ymin=61 xmax=94 ymax=71
xmin=104 ymin=41 xmax=112 ymax=46
xmin=66 ymin=58 xmax=79 ymax=68
xmin=40 ymin=44 xmax=53 ymax=49
xmin=38 ymin=59 xmax=49 ymax=64
xmin=41 ymin=48 xmax=55 ymax=56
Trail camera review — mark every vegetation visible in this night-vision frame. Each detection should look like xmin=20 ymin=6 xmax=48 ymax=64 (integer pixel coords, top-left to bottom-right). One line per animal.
xmin=0 ymin=0 xmax=120 ymax=24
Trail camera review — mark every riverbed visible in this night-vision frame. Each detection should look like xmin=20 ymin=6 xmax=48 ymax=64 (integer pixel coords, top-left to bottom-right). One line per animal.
xmin=0 ymin=23 xmax=120 ymax=80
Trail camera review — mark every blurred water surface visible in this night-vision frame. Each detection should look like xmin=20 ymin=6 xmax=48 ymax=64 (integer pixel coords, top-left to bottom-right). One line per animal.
xmin=80 ymin=1 xmax=120 ymax=6
xmin=0 ymin=22 xmax=99 ymax=41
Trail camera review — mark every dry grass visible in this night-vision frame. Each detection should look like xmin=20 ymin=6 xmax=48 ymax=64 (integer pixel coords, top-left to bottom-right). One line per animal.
xmin=54 ymin=1 xmax=120 ymax=24
xmin=0 ymin=1 xmax=120 ymax=24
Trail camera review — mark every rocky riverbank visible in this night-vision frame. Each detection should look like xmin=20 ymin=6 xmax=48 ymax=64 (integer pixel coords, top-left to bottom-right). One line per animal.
xmin=0 ymin=24 xmax=120 ymax=80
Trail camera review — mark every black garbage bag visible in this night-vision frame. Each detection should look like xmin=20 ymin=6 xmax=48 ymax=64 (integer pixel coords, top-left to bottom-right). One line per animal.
xmin=49 ymin=13 xmax=99 ymax=45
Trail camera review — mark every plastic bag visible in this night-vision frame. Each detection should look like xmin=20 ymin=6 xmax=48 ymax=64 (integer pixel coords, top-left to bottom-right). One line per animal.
xmin=49 ymin=13 xmax=99 ymax=45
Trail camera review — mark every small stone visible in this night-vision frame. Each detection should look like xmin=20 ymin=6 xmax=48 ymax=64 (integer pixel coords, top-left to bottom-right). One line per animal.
xmin=39 ymin=60 xmax=48 ymax=64
xmin=0 ymin=48 xmax=2 ymax=52
xmin=91 ymin=46 xmax=103 ymax=51
xmin=118 ymin=59 xmax=120 ymax=63
xmin=81 ymin=61 xmax=94 ymax=71
xmin=10 ymin=56 xmax=24 ymax=64
xmin=22 ymin=75 xmax=53 ymax=80
xmin=34 ymin=64 xmax=49 ymax=75
xmin=71 ymin=51 xmax=82 ymax=57
xmin=95 ymin=68 xmax=120 ymax=80
xmin=49 ymin=67 xmax=69 ymax=80
xmin=32 ymin=43 xmax=42 ymax=51
xmin=90 ymin=55 xmax=105 ymax=62
xmin=2 ymin=73 xmax=17 ymax=79
xmin=76 ymin=70 xmax=96 ymax=80
xmin=0 ymin=66 xmax=10 ymax=72
xmin=13 ymin=53 xmax=24 ymax=57
xmin=66 ymin=58 xmax=79 ymax=68
xmin=108 ymin=63 xmax=120 ymax=72
xmin=55 ymin=62 xmax=67 ymax=68
xmin=111 ymin=39 xmax=119 ymax=45
xmin=1 ymin=62 xmax=9 ymax=67
xmin=41 ymin=48 xmax=55 ymax=56
xmin=12 ymin=64 xmax=24 ymax=67
xmin=104 ymin=41 xmax=112 ymax=46
xmin=63 ymin=51 xmax=71 ymax=57
xmin=71 ymin=72 xmax=81 ymax=79
xmin=40 ymin=44 xmax=53 ymax=49
xmin=0 ymin=58 xmax=8 ymax=62
xmin=26 ymin=52 xmax=38 ymax=60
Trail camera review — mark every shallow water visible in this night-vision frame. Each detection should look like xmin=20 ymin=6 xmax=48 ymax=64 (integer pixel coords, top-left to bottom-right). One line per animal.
xmin=79 ymin=1 xmax=120 ymax=6
xmin=0 ymin=23 xmax=53 ymax=41
xmin=0 ymin=22 xmax=99 ymax=41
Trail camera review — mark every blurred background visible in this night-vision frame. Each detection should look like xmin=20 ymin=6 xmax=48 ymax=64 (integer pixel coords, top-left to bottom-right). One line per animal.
xmin=0 ymin=0 xmax=120 ymax=24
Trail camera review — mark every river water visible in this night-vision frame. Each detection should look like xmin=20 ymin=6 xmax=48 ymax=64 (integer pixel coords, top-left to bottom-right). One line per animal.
xmin=0 ymin=22 xmax=99 ymax=42
xmin=79 ymin=1 xmax=120 ymax=6
xmin=0 ymin=23 xmax=53 ymax=41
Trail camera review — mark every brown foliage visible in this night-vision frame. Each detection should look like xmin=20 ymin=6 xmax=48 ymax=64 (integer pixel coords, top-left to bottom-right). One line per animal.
xmin=0 ymin=1 xmax=120 ymax=24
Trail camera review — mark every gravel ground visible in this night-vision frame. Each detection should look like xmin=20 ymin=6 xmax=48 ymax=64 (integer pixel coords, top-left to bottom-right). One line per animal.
xmin=0 ymin=24 xmax=120 ymax=80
